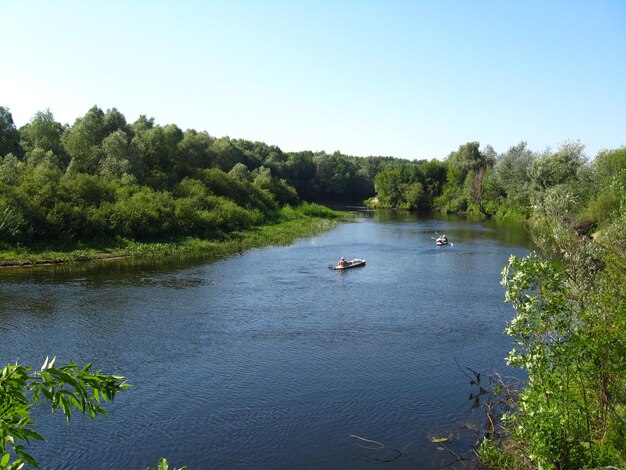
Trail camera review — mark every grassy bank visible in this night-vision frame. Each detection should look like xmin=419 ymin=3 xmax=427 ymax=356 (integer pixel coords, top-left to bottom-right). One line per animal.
xmin=0 ymin=204 xmax=345 ymax=268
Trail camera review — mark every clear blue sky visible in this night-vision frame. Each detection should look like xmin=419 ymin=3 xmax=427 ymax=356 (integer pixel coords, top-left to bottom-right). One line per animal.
xmin=1 ymin=0 xmax=625 ymax=160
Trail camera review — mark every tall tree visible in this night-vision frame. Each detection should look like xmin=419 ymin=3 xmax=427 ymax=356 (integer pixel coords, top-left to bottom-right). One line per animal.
xmin=63 ymin=106 xmax=108 ymax=174
xmin=529 ymin=140 xmax=587 ymax=191
xmin=212 ymin=137 xmax=245 ymax=172
xmin=175 ymin=129 xmax=215 ymax=179
xmin=0 ymin=107 xmax=22 ymax=158
xmin=19 ymin=109 xmax=67 ymax=166
xmin=98 ymin=130 xmax=134 ymax=178
xmin=440 ymin=142 xmax=494 ymax=215
xmin=492 ymin=141 xmax=536 ymax=208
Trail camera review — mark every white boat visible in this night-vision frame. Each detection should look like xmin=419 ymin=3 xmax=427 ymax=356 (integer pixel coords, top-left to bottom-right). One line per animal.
xmin=436 ymin=236 xmax=449 ymax=246
xmin=334 ymin=258 xmax=366 ymax=270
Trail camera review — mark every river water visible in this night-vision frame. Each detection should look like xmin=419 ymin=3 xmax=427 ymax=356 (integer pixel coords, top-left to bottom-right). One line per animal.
xmin=0 ymin=212 xmax=530 ymax=469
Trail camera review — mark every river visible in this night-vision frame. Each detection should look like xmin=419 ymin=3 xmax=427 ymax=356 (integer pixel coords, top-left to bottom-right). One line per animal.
xmin=0 ymin=212 xmax=530 ymax=469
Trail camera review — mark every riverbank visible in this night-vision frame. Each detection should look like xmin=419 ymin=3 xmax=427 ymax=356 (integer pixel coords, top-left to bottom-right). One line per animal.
xmin=0 ymin=205 xmax=345 ymax=268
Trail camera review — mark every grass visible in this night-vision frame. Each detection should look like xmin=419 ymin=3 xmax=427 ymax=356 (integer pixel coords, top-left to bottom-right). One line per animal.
xmin=0 ymin=204 xmax=344 ymax=269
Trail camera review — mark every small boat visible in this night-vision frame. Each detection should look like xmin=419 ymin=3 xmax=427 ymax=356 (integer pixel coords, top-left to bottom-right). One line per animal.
xmin=435 ymin=236 xmax=449 ymax=246
xmin=334 ymin=258 xmax=366 ymax=270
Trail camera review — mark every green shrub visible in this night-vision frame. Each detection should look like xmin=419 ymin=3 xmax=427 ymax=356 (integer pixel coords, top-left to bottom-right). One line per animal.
xmin=294 ymin=203 xmax=338 ymax=218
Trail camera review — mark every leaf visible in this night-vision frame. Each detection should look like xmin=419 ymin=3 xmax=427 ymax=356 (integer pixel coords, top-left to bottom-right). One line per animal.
xmin=58 ymin=396 xmax=71 ymax=423
xmin=1 ymin=453 xmax=10 ymax=466
xmin=70 ymin=396 xmax=83 ymax=412
xmin=157 ymin=457 xmax=169 ymax=470
xmin=14 ymin=446 xmax=37 ymax=468
xmin=20 ymin=429 xmax=44 ymax=442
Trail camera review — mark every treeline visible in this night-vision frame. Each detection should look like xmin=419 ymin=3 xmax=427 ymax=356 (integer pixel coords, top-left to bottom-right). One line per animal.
xmin=373 ymin=140 xmax=626 ymax=226
xmin=2 ymin=105 xmax=624 ymax=248
xmin=0 ymin=105 xmax=411 ymax=246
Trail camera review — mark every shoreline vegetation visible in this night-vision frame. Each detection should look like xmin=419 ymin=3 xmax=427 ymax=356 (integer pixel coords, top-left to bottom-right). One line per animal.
xmin=0 ymin=204 xmax=344 ymax=269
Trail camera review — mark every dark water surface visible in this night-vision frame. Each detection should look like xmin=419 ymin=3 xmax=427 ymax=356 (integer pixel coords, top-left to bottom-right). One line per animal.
xmin=0 ymin=212 xmax=530 ymax=469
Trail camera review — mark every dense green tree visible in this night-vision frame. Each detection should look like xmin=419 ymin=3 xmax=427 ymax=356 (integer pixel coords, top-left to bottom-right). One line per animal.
xmin=19 ymin=109 xmax=67 ymax=167
xmin=211 ymin=137 xmax=245 ymax=172
xmin=419 ymin=159 xmax=448 ymax=199
xmin=529 ymin=140 xmax=587 ymax=192
xmin=404 ymin=181 xmax=427 ymax=210
xmin=372 ymin=160 xmax=445 ymax=210
xmin=98 ymin=129 xmax=134 ymax=178
xmin=228 ymin=162 xmax=252 ymax=182
xmin=63 ymin=106 xmax=110 ymax=174
xmin=233 ymin=139 xmax=285 ymax=172
xmin=312 ymin=152 xmax=373 ymax=202
xmin=447 ymin=142 xmax=490 ymax=183
xmin=582 ymin=147 xmax=626 ymax=222
xmin=252 ymin=166 xmax=299 ymax=206
xmin=437 ymin=142 xmax=494 ymax=215
xmin=131 ymin=114 xmax=155 ymax=134
xmin=490 ymin=141 xmax=536 ymax=210
xmin=281 ymin=151 xmax=317 ymax=200
xmin=199 ymin=168 xmax=276 ymax=213
xmin=0 ymin=154 xmax=25 ymax=186
xmin=0 ymin=107 xmax=21 ymax=158
xmin=61 ymin=106 xmax=130 ymax=176
xmin=174 ymin=129 xmax=215 ymax=179
xmin=457 ymin=142 xmax=494 ymax=214
xmin=52 ymin=174 xmax=116 ymax=239
xmin=102 ymin=107 xmax=130 ymax=136
xmin=373 ymin=167 xmax=406 ymax=207
xmin=133 ymin=123 xmax=184 ymax=188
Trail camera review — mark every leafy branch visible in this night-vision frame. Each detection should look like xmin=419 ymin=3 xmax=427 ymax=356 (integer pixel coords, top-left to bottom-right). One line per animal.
xmin=0 ymin=357 xmax=130 ymax=469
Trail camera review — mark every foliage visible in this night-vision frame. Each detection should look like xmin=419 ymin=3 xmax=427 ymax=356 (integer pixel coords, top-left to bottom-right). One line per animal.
xmin=371 ymin=159 xmax=446 ymax=210
xmin=0 ymin=204 xmax=342 ymax=267
xmin=0 ymin=107 xmax=21 ymax=158
xmin=491 ymin=191 xmax=626 ymax=468
xmin=580 ymin=147 xmax=626 ymax=223
xmin=292 ymin=202 xmax=339 ymax=219
xmin=0 ymin=105 xmax=388 ymax=249
xmin=146 ymin=457 xmax=186 ymax=470
xmin=18 ymin=109 xmax=67 ymax=167
xmin=0 ymin=357 xmax=129 ymax=469
xmin=309 ymin=151 xmax=374 ymax=203
xmin=434 ymin=142 xmax=495 ymax=216
xmin=1 ymin=105 xmax=625 ymax=253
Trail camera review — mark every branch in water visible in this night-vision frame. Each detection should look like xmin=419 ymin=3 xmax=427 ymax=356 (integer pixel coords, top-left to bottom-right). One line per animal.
xmin=349 ymin=434 xmax=409 ymax=463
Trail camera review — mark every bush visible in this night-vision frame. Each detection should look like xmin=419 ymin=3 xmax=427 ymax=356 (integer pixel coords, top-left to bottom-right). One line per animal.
xmin=109 ymin=188 xmax=176 ymax=239
xmin=294 ymin=203 xmax=338 ymax=218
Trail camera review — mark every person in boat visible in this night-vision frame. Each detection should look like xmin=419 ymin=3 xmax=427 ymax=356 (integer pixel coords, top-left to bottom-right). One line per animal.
xmin=440 ymin=234 xmax=448 ymax=243
xmin=338 ymin=257 xmax=350 ymax=267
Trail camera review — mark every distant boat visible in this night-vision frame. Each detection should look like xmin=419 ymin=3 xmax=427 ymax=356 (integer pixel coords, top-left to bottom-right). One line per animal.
xmin=435 ymin=236 xmax=449 ymax=246
xmin=333 ymin=259 xmax=366 ymax=270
